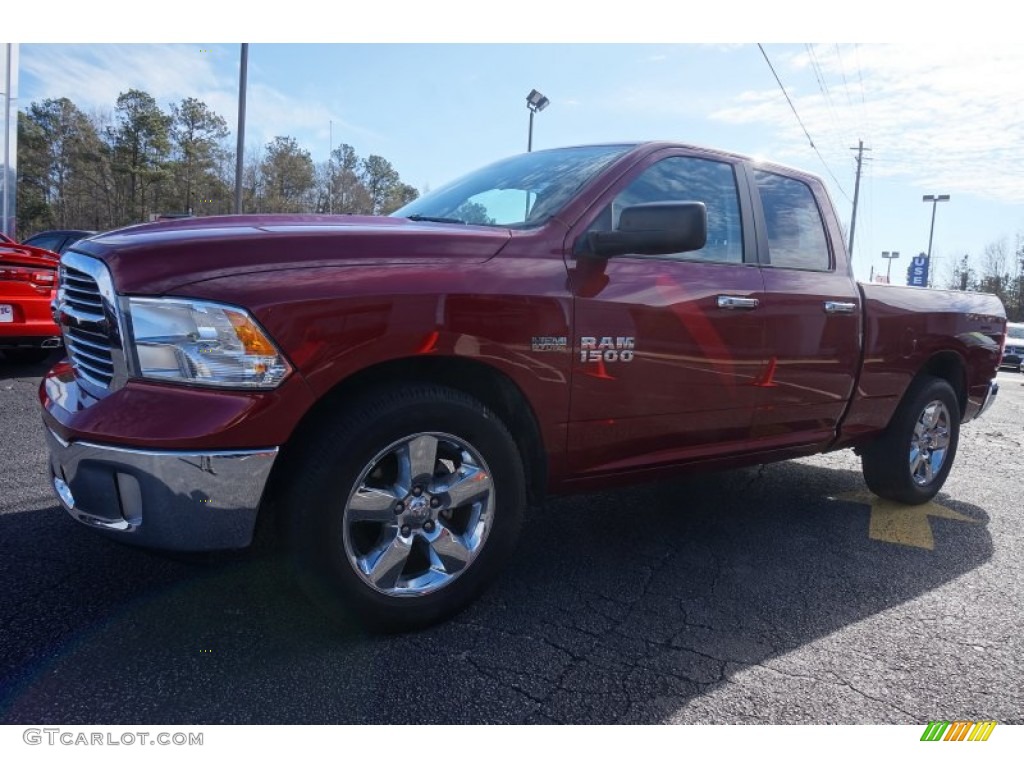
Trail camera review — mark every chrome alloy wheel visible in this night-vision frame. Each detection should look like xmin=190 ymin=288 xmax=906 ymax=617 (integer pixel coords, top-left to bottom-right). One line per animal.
xmin=909 ymin=400 xmax=951 ymax=486
xmin=341 ymin=432 xmax=495 ymax=597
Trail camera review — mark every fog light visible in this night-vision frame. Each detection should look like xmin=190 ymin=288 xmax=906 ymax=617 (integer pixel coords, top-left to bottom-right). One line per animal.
xmin=54 ymin=477 xmax=75 ymax=509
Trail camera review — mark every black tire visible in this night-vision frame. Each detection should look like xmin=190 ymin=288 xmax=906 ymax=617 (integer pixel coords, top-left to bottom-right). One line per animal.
xmin=285 ymin=384 xmax=525 ymax=632
xmin=3 ymin=348 xmax=51 ymax=364
xmin=861 ymin=375 xmax=960 ymax=505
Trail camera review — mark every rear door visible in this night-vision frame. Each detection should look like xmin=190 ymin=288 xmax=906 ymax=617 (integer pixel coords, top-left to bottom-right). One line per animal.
xmin=565 ymin=148 xmax=768 ymax=475
xmin=747 ymin=166 xmax=861 ymax=447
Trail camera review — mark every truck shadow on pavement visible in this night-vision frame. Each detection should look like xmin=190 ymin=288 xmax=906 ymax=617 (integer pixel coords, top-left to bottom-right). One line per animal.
xmin=0 ymin=350 xmax=62 ymax=380
xmin=0 ymin=460 xmax=993 ymax=724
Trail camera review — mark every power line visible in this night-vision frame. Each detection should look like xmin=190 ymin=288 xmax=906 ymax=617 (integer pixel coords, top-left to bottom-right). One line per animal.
xmin=756 ymin=44 xmax=852 ymax=202
xmin=834 ymin=44 xmax=855 ymax=110
xmin=853 ymin=43 xmax=870 ymax=138
xmin=835 ymin=44 xmax=868 ymax=142
xmin=804 ymin=44 xmax=846 ymax=152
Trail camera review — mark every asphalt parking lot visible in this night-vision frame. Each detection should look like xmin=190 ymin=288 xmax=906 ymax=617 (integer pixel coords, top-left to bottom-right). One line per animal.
xmin=1 ymin=353 xmax=1021 ymax=724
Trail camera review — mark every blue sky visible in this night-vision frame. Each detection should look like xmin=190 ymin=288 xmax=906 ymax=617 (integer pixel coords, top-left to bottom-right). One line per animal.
xmin=8 ymin=4 xmax=1024 ymax=285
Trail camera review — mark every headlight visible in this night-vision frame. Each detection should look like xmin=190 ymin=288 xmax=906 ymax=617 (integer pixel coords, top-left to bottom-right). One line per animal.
xmin=125 ymin=297 xmax=291 ymax=388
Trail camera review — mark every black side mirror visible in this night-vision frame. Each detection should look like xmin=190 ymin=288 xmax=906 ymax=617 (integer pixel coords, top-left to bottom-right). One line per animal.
xmin=579 ymin=201 xmax=707 ymax=259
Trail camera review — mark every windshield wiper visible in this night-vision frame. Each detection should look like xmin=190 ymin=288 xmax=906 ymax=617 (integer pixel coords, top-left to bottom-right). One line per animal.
xmin=404 ymin=215 xmax=466 ymax=224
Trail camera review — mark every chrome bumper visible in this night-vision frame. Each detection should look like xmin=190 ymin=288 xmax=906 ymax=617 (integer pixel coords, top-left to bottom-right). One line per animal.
xmin=45 ymin=427 xmax=278 ymax=551
xmin=978 ymin=380 xmax=999 ymax=418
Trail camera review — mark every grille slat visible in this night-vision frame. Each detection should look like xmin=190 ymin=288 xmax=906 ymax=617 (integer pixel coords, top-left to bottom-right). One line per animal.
xmin=63 ymin=286 xmax=105 ymax=309
xmin=72 ymin=364 xmax=113 ymax=390
xmin=59 ymin=263 xmax=116 ymax=389
xmin=64 ymin=339 xmax=115 ymax=371
xmin=62 ymin=331 xmax=109 ymax=356
xmin=65 ymin=324 xmax=109 ymax=343
xmin=63 ymin=275 xmax=97 ymax=290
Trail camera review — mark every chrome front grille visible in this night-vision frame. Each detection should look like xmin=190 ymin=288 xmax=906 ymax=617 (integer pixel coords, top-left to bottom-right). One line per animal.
xmin=57 ymin=253 xmax=126 ymax=395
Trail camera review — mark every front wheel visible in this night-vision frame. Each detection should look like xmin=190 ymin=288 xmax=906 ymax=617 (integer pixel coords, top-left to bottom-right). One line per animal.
xmin=861 ymin=375 xmax=960 ymax=504
xmin=285 ymin=384 xmax=525 ymax=632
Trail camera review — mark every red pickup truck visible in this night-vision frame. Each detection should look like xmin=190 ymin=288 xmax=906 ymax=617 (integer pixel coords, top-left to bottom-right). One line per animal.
xmin=39 ymin=142 xmax=1004 ymax=630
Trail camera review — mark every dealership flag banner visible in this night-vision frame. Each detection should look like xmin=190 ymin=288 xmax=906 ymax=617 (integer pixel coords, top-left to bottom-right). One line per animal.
xmin=907 ymin=253 xmax=930 ymax=287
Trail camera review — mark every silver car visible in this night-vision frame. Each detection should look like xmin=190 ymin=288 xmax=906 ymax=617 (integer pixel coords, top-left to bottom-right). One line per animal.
xmin=1001 ymin=322 xmax=1024 ymax=372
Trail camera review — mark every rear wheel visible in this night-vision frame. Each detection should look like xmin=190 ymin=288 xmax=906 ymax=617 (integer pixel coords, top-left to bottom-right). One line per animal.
xmin=861 ymin=375 xmax=960 ymax=504
xmin=285 ymin=384 xmax=525 ymax=632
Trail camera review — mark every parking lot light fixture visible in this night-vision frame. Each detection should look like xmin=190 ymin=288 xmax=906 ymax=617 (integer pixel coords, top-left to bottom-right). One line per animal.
xmin=923 ymin=194 xmax=950 ymax=287
xmin=526 ymin=89 xmax=550 ymax=152
xmin=882 ymin=250 xmax=901 ymax=283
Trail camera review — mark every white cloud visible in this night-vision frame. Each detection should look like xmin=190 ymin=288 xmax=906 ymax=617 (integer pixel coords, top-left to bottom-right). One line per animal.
xmin=710 ymin=43 xmax=1024 ymax=204
xmin=235 ymin=84 xmax=376 ymax=152
xmin=19 ymin=44 xmax=377 ymax=158
xmin=21 ymin=44 xmax=225 ymax=111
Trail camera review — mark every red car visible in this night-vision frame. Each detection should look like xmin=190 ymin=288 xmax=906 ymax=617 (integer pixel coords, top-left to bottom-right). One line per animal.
xmin=0 ymin=232 xmax=63 ymax=363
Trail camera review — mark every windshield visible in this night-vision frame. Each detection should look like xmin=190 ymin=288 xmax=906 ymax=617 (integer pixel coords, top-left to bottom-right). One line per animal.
xmin=392 ymin=145 xmax=633 ymax=228
xmin=1007 ymin=323 xmax=1024 ymax=341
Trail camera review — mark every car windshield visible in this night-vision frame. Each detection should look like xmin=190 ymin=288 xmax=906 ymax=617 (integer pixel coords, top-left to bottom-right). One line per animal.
xmin=392 ymin=145 xmax=633 ymax=229
xmin=1007 ymin=324 xmax=1024 ymax=340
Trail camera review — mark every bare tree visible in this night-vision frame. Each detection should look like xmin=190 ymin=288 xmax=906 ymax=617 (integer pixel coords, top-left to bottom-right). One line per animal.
xmin=977 ymin=238 xmax=1012 ymax=300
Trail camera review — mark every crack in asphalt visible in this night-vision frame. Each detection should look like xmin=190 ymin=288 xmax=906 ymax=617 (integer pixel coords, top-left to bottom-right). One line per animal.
xmin=498 ymin=472 xmax=786 ymax=719
xmin=452 ymin=546 xmax=695 ymax=723
xmin=733 ymin=661 xmax=921 ymax=722
xmin=828 ymin=671 xmax=920 ymax=721
xmin=740 ymin=464 xmax=768 ymax=494
xmin=462 ymin=653 xmax=551 ymax=716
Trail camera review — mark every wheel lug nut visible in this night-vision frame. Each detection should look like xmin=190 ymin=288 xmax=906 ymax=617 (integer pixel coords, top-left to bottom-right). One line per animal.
xmin=430 ymin=497 xmax=441 ymax=508
xmin=412 ymin=485 xmax=423 ymax=496
xmin=424 ymin=520 xmax=435 ymax=533
xmin=400 ymin=524 xmax=411 ymax=537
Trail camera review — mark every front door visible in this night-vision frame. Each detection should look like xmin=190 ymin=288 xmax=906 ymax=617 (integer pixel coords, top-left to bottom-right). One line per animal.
xmin=566 ymin=150 xmax=768 ymax=475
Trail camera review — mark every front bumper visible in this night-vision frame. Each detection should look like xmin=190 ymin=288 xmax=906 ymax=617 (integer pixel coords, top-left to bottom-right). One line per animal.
xmin=45 ymin=427 xmax=278 ymax=551
xmin=977 ymin=380 xmax=999 ymax=419
xmin=998 ymin=354 xmax=1022 ymax=369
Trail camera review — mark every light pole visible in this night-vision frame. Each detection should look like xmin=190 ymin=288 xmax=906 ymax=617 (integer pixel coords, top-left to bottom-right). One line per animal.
xmin=234 ymin=43 xmax=249 ymax=215
xmin=922 ymin=194 xmax=950 ymax=287
xmin=526 ymin=89 xmax=549 ymax=152
xmin=882 ymin=250 xmax=900 ymax=283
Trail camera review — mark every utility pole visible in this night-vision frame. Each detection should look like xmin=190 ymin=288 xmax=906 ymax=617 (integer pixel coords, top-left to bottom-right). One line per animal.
xmin=1 ymin=44 xmax=16 ymax=238
xmin=328 ymin=119 xmax=333 ymax=215
xmin=847 ymin=139 xmax=870 ymax=264
xmin=233 ymin=43 xmax=249 ymax=215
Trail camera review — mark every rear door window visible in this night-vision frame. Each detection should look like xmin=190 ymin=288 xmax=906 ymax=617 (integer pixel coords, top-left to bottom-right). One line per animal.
xmin=753 ymin=170 xmax=831 ymax=271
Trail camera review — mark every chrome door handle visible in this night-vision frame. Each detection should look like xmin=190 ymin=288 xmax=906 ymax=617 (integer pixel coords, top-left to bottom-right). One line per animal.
xmin=823 ymin=301 xmax=858 ymax=315
xmin=717 ymin=295 xmax=760 ymax=310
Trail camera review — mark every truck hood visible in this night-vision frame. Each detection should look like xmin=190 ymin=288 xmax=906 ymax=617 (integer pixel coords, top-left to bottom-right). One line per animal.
xmin=72 ymin=214 xmax=513 ymax=294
